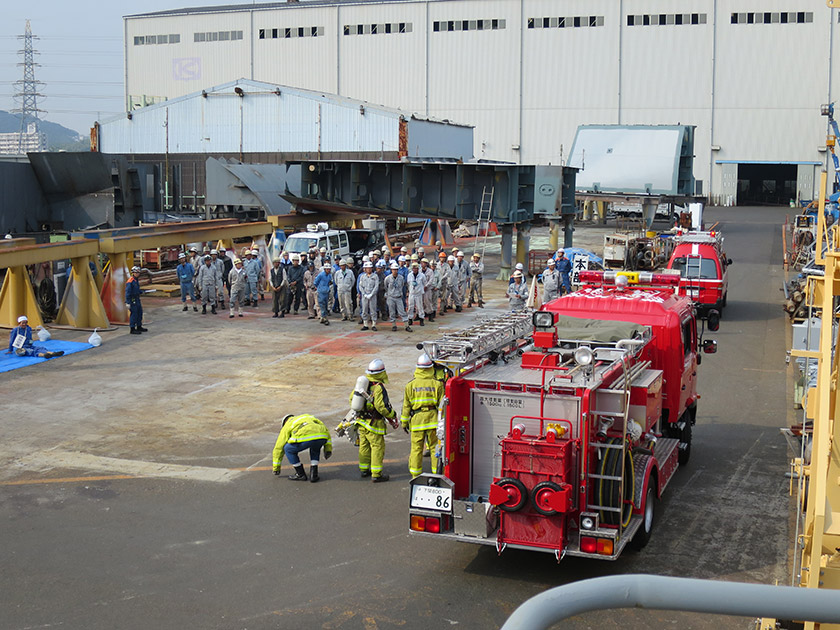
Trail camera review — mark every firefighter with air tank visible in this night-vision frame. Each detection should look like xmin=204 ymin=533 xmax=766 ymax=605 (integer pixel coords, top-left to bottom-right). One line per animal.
xmin=401 ymin=353 xmax=445 ymax=478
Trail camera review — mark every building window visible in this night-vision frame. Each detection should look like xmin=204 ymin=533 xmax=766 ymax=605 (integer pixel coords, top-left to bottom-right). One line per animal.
xmin=731 ymin=11 xmax=812 ymax=24
xmin=434 ymin=18 xmax=506 ymax=32
xmin=343 ymin=22 xmax=413 ymax=35
xmin=134 ymin=36 xmax=144 ymax=45
xmin=528 ymin=15 xmax=604 ymax=29
xmin=194 ymin=30 xmax=243 ymax=43
xmin=627 ymin=13 xmax=707 ymax=27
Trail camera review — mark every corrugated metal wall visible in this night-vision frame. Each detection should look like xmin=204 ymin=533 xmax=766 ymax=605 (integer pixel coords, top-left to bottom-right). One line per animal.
xmin=124 ymin=0 xmax=840 ymax=201
xmin=102 ymin=80 xmax=473 ymax=157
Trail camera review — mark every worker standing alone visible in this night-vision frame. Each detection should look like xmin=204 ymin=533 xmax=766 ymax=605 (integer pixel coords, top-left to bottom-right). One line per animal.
xmin=353 ymin=359 xmax=398 ymax=482
xmin=125 ymin=266 xmax=147 ymax=334
xmin=401 ymin=353 xmax=444 ymax=478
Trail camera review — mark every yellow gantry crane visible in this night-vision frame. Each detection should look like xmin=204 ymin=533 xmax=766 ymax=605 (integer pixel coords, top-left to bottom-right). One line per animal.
xmin=783 ymin=169 xmax=840 ymax=630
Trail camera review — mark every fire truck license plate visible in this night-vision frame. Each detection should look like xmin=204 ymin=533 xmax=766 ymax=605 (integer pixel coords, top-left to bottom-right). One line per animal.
xmin=411 ymin=485 xmax=452 ymax=511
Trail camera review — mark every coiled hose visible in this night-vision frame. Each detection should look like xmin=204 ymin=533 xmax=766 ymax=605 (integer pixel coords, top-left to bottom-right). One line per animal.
xmin=37 ymin=277 xmax=57 ymax=322
xmin=598 ymin=436 xmax=635 ymax=528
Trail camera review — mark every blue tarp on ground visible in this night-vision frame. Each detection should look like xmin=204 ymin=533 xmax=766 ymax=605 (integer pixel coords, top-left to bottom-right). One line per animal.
xmin=0 ymin=339 xmax=93 ymax=373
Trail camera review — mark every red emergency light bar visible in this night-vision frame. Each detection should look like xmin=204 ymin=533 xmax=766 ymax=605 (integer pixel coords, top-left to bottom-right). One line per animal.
xmin=577 ymin=270 xmax=680 ymax=287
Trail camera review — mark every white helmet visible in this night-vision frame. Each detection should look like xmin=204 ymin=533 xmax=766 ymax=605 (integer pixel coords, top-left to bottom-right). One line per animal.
xmin=363 ymin=261 xmax=373 ymax=269
xmin=515 ymin=263 xmax=524 ymax=270
xmin=416 ymin=353 xmax=434 ymax=369
xmin=210 ymin=249 xmax=218 ymax=255
xmin=178 ymin=252 xmax=186 ymax=259
xmin=547 ymin=259 xmax=556 ymax=266
xmin=398 ymin=255 xmax=406 ymax=262
xmin=366 ymin=358 xmax=386 ymax=375
xmin=362 ymin=255 xmax=370 ymax=262
xmin=447 ymin=255 xmax=455 ymax=262
xmin=390 ymin=261 xmax=399 ymax=270
xmin=376 ymin=259 xmax=386 ymax=268
xmin=251 ymin=249 xmax=259 ymax=255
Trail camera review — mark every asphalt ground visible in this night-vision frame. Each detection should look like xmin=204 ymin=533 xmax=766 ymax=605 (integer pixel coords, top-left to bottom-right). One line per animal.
xmin=0 ymin=206 xmax=794 ymax=630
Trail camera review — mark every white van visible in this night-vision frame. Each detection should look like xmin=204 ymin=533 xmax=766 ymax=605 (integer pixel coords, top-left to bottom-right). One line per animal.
xmin=282 ymin=223 xmax=351 ymax=261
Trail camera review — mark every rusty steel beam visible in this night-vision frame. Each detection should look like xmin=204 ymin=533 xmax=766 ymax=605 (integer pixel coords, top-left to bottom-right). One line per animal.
xmin=0 ymin=240 xmax=100 ymax=269
xmin=71 ymin=219 xmax=239 ymax=241
xmin=98 ymin=222 xmax=273 ymax=254
xmin=0 ymin=238 xmax=37 ymax=249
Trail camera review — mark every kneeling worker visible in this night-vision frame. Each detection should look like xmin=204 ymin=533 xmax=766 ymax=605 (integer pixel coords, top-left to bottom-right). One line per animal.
xmin=272 ymin=414 xmax=333 ymax=483
xmin=401 ymin=353 xmax=444 ymax=478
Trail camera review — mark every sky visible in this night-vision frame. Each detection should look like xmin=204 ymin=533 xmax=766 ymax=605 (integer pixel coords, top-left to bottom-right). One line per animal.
xmin=0 ymin=0 xmax=254 ymax=136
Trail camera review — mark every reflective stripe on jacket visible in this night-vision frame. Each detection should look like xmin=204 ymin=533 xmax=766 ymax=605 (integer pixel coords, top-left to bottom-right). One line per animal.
xmin=272 ymin=414 xmax=333 ymax=469
xmin=401 ymin=367 xmax=444 ymax=431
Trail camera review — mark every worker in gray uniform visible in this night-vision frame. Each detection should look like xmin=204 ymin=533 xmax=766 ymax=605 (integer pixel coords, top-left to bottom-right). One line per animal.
xmin=468 ymin=252 xmax=484 ymax=307
xmin=420 ymin=258 xmax=435 ymax=322
xmin=244 ymin=250 xmax=261 ymax=307
xmin=406 ymin=261 xmax=426 ymax=326
xmin=358 ymin=260 xmax=380 ymax=331
xmin=385 ymin=261 xmax=411 ymax=332
xmin=228 ymin=257 xmax=248 ymax=317
xmin=335 ymin=258 xmax=356 ymax=321
xmin=211 ymin=249 xmax=226 ymax=309
xmin=542 ymin=258 xmax=561 ymax=304
xmin=196 ymin=255 xmax=220 ymax=314
xmin=454 ymin=251 xmax=469 ymax=311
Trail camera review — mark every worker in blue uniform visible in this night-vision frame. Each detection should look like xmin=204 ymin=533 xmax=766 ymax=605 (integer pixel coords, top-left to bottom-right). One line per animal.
xmin=125 ymin=265 xmax=147 ymax=334
xmin=6 ymin=315 xmax=63 ymax=358
xmin=555 ymin=249 xmax=573 ymax=294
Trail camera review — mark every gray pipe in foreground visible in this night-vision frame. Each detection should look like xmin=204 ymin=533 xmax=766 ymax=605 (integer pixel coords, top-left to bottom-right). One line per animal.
xmin=500 ymin=574 xmax=840 ymax=630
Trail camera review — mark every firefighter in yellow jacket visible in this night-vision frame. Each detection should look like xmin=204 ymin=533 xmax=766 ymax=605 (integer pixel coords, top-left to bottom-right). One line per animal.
xmin=272 ymin=414 xmax=332 ymax=483
xmin=353 ymin=359 xmax=398 ymax=483
xmin=401 ymin=353 xmax=445 ymax=478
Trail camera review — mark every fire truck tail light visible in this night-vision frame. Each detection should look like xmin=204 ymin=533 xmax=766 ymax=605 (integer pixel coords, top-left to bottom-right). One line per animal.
xmin=580 ymin=536 xmax=597 ymax=553
xmin=596 ymin=538 xmax=614 ymax=556
xmin=424 ymin=516 xmax=442 ymax=533
xmin=410 ymin=515 xmax=426 ymax=532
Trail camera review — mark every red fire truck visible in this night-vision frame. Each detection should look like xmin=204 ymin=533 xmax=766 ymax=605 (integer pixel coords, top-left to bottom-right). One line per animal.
xmin=665 ymin=230 xmax=731 ymax=319
xmin=408 ymin=271 xmax=718 ymax=560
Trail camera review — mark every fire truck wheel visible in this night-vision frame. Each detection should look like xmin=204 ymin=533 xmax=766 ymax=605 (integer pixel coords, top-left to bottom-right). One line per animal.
xmin=631 ymin=484 xmax=656 ymax=551
xmin=678 ymin=421 xmax=692 ymax=466
xmin=495 ymin=477 xmax=528 ymax=512
xmin=531 ymin=481 xmax=563 ymax=516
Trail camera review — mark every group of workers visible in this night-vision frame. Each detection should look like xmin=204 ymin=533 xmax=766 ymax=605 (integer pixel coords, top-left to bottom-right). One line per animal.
xmin=175 ymin=246 xmax=261 ymax=318
xmin=271 ymin=353 xmax=446 ymax=484
xmin=265 ymin=244 xmax=484 ymax=331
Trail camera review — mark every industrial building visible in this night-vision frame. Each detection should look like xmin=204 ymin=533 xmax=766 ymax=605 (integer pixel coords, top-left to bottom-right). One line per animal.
xmin=94 ymin=77 xmax=473 ymax=215
xmin=123 ymin=0 xmax=840 ymax=206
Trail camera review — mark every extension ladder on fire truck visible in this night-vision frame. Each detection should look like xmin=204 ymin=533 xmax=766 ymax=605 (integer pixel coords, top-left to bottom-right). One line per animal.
xmin=475 ymin=186 xmax=494 ymax=261
xmin=420 ymin=310 xmax=532 ymax=368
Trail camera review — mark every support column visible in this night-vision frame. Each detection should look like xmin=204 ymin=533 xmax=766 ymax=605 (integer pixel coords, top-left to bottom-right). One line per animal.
xmin=101 ymin=252 xmax=129 ymax=325
xmin=55 ymin=256 xmax=110 ymax=329
xmin=516 ymin=222 xmax=531 ymax=269
xmin=563 ymin=215 xmax=574 ymax=249
xmin=0 ymin=266 xmax=43 ymax=328
xmin=642 ymin=201 xmax=657 ymax=230
xmin=548 ymin=219 xmax=560 ymax=251
xmin=497 ymin=224 xmax=513 ymax=281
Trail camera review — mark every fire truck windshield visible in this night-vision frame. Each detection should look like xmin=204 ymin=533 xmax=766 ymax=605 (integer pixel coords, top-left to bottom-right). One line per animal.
xmin=672 ymin=257 xmax=718 ymax=279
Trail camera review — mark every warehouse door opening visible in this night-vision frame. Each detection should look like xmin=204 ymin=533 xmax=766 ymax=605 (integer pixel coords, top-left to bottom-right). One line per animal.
xmin=737 ymin=163 xmax=797 ymax=205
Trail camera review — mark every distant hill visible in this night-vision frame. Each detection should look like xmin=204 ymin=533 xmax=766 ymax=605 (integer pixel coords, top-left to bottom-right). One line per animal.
xmin=0 ymin=110 xmax=86 ymax=151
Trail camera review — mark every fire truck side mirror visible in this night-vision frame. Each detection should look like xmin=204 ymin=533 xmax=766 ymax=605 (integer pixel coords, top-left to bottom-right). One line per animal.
xmin=702 ymin=339 xmax=718 ymax=354
xmin=707 ymin=310 xmax=721 ymax=331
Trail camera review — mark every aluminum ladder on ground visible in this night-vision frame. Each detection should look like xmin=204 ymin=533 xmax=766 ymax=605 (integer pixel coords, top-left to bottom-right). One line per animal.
xmin=475 ymin=186 xmax=494 ymax=261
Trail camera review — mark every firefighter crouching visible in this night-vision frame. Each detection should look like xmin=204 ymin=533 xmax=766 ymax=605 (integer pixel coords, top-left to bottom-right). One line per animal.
xmin=354 ymin=359 xmax=398 ymax=483
xmin=402 ymin=353 xmax=444 ymax=478
xmin=272 ymin=413 xmax=333 ymax=483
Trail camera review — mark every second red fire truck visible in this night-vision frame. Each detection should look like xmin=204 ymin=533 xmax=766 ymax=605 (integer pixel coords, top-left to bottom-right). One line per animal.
xmin=408 ymin=271 xmax=717 ymax=560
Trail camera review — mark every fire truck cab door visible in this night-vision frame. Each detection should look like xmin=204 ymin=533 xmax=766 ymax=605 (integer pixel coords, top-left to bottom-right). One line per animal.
xmin=679 ymin=317 xmax=698 ymax=412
